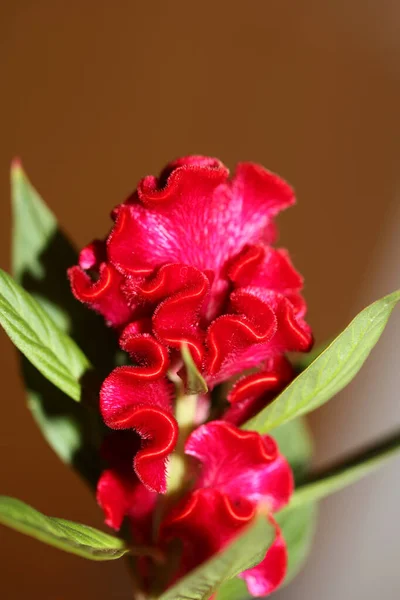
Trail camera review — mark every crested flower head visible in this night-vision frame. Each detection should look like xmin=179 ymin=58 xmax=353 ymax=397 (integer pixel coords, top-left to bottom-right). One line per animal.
xmin=69 ymin=155 xmax=312 ymax=493
xmin=68 ymin=155 xmax=313 ymax=597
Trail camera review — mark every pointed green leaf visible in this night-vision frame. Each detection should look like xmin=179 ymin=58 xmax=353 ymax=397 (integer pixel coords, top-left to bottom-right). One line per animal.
xmin=276 ymin=502 xmax=317 ymax=585
xmin=0 ymin=269 xmax=90 ymax=401
xmin=158 ymin=514 xmax=274 ymax=600
xmin=12 ymin=159 xmax=60 ymax=284
xmin=11 ymin=161 xmax=117 ymax=371
xmin=181 ymin=343 xmax=208 ymax=395
xmin=10 ymin=162 xmax=111 ymax=485
xmin=216 ymin=502 xmax=318 ymax=600
xmin=215 ymin=576 xmax=249 ymax=600
xmin=283 ymin=428 xmax=400 ymax=512
xmin=271 ymin=417 xmax=313 ymax=484
xmin=293 ymin=338 xmax=332 ymax=372
xmin=0 ymin=496 xmax=127 ymax=560
xmin=244 ymin=290 xmax=400 ymax=433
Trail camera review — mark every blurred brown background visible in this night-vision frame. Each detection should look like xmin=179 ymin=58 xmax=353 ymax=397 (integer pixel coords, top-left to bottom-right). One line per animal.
xmin=1 ymin=1 xmax=400 ymax=598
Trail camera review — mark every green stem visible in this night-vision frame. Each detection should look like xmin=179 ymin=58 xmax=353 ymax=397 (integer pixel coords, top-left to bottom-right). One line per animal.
xmin=281 ymin=428 xmax=400 ymax=514
xmin=149 ymin=390 xmax=199 ymax=598
xmin=167 ymin=392 xmax=198 ymax=495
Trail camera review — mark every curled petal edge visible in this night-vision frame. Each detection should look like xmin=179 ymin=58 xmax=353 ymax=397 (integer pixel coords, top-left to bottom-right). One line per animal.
xmin=100 ymin=369 xmax=178 ymax=493
xmin=68 ymin=262 xmax=133 ymax=328
xmin=137 ymin=159 xmax=229 ymax=206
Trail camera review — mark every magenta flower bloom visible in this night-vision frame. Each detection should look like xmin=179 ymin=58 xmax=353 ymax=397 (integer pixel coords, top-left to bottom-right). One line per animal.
xmin=162 ymin=422 xmax=293 ymax=597
xmin=68 ymin=156 xmax=312 ymax=494
xmin=98 ymin=421 xmax=292 ymax=597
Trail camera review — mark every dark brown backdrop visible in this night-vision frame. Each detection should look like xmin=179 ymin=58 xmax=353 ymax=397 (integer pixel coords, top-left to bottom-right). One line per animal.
xmin=1 ymin=1 xmax=399 ymax=598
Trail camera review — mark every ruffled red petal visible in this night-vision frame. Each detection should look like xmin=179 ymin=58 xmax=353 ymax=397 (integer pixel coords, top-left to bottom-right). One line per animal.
xmin=100 ymin=367 xmax=177 ymax=493
xmin=107 ymin=157 xmax=293 ymax=287
xmin=118 ymin=332 xmax=170 ymax=380
xmin=107 ymin=161 xmax=229 ymax=276
xmin=120 ymin=263 xmax=310 ymax=390
xmin=239 ymin=520 xmax=287 ymax=597
xmin=185 ymin=421 xmax=293 ymax=511
xmin=232 ymin=162 xmax=295 ymax=220
xmin=161 ymin=488 xmax=287 ymax=597
xmin=229 ymin=245 xmax=302 ymax=294
xmin=204 ymin=292 xmax=277 ymax=385
xmin=158 ymin=155 xmax=225 ymax=183
xmin=224 ymin=357 xmax=293 ymax=426
xmin=68 ymin=241 xmax=134 ymax=328
xmin=161 ymin=489 xmax=256 ymax=575
xmin=137 ymin=158 xmax=228 ymax=208
xmin=233 ymin=288 xmax=313 ymax=354
xmin=124 ymin=263 xmax=211 ymax=365
xmin=200 ymin=287 xmax=310 ymax=386
xmin=228 ymin=243 xmax=309 ymax=321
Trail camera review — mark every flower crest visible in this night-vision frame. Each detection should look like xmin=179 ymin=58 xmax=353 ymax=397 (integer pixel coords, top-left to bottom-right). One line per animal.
xmin=69 ymin=155 xmax=312 ymax=492
xmin=68 ymin=155 xmax=313 ymax=597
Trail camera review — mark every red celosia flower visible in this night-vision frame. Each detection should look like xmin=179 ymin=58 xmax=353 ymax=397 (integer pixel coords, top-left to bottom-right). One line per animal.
xmin=99 ymin=329 xmax=177 ymax=492
xmin=97 ymin=422 xmax=293 ymax=597
xmin=68 ymin=156 xmax=312 ymax=596
xmin=223 ymin=356 xmax=294 ymax=426
xmin=68 ymin=156 xmax=312 ymax=493
xmin=70 ymin=240 xmax=136 ymax=328
xmin=161 ymin=421 xmax=293 ymax=596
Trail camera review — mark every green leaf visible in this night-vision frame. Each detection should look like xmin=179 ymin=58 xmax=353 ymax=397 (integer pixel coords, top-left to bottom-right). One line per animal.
xmin=271 ymin=417 xmax=313 ymax=484
xmin=293 ymin=338 xmax=332 ymax=372
xmin=0 ymin=496 xmax=127 ymax=560
xmin=215 ymin=576 xmax=249 ymax=600
xmin=11 ymin=161 xmax=117 ymax=371
xmin=276 ymin=503 xmax=317 ymax=586
xmin=12 ymin=159 xmax=61 ymax=284
xmin=244 ymin=290 xmax=400 ymax=433
xmin=181 ymin=343 xmax=208 ymax=395
xmin=216 ymin=504 xmax=318 ymax=600
xmin=158 ymin=514 xmax=275 ymax=600
xmin=284 ymin=428 xmax=400 ymax=512
xmin=0 ymin=268 xmax=90 ymax=401
xmin=10 ymin=162 xmax=112 ymax=485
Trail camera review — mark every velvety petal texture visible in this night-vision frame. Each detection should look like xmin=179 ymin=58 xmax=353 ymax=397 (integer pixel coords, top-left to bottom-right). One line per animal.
xmin=224 ymin=356 xmax=294 ymax=426
xmin=186 ymin=422 xmax=293 ymax=511
xmin=160 ymin=421 xmax=293 ymax=596
xmin=100 ymin=374 xmax=177 ymax=493
xmin=69 ymin=156 xmax=312 ymax=597
xmin=68 ymin=241 xmax=135 ymax=328
xmin=161 ymin=489 xmax=256 ymax=575
xmin=108 ymin=158 xmax=292 ymax=278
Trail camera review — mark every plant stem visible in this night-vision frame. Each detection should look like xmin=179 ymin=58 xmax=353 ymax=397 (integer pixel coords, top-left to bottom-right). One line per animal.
xmin=281 ymin=427 xmax=400 ymax=513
